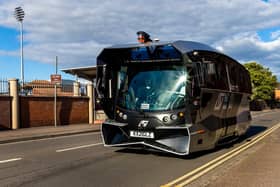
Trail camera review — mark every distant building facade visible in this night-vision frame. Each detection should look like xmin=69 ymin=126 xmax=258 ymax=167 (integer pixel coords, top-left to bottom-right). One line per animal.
xmin=24 ymin=80 xmax=73 ymax=96
xmin=275 ymin=83 xmax=280 ymax=100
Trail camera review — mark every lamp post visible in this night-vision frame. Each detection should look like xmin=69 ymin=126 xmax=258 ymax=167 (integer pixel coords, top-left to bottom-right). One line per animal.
xmin=14 ymin=7 xmax=25 ymax=86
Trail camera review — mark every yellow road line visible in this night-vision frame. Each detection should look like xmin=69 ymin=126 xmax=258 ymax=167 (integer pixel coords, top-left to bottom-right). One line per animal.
xmin=162 ymin=122 xmax=280 ymax=187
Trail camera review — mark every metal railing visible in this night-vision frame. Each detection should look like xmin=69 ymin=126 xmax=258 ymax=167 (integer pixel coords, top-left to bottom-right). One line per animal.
xmin=0 ymin=79 xmax=9 ymax=95
xmin=20 ymin=80 xmax=74 ymax=96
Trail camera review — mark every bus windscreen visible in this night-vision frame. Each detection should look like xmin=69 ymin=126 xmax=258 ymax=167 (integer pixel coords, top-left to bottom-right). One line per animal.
xmin=130 ymin=45 xmax=181 ymax=61
xmin=117 ymin=64 xmax=187 ymax=111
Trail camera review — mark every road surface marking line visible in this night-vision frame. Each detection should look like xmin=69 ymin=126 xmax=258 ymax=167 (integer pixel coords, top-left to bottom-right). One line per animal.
xmin=177 ymin=123 xmax=280 ymax=187
xmin=56 ymin=143 xmax=103 ymax=152
xmin=165 ymin=123 xmax=280 ymax=186
xmin=162 ymin=122 xmax=280 ymax=187
xmin=253 ymin=110 xmax=279 ymax=118
xmin=0 ymin=132 xmax=101 ymax=146
xmin=0 ymin=158 xmax=22 ymax=164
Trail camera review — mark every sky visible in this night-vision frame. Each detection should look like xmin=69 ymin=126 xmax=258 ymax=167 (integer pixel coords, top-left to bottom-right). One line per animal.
xmin=1 ymin=0 xmax=280 ymax=81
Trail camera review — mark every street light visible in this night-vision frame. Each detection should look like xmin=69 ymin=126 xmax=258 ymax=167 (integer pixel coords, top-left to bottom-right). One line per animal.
xmin=14 ymin=6 xmax=25 ymax=86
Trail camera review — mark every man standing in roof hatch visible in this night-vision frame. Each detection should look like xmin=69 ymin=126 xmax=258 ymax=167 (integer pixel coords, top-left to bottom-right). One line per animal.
xmin=137 ymin=31 xmax=152 ymax=44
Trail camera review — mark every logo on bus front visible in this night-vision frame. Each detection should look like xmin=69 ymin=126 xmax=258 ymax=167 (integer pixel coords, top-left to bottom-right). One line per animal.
xmin=138 ymin=120 xmax=149 ymax=128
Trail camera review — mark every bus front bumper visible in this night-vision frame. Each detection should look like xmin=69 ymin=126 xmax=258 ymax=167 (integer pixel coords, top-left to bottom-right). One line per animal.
xmin=101 ymin=121 xmax=191 ymax=156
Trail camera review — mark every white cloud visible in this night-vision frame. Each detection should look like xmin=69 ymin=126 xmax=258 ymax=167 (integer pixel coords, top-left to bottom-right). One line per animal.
xmin=271 ymin=30 xmax=280 ymax=40
xmin=0 ymin=0 xmax=280 ymax=79
xmin=214 ymin=32 xmax=280 ymax=76
xmin=24 ymin=41 xmax=107 ymax=68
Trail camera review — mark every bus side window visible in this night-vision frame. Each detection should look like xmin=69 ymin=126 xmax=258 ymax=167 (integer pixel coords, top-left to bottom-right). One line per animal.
xmin=96 ymin=65 xmax=105 ymax=98
xmin=228 ymin=62 xmax=240 ymax=92
xmin=215 ymin=60 xmax=229 ymax=90
xmin=201 ymin=61 xmax=217 ymax=89
xmin=188 ymin=67 xmax=200 ymax=97
xmin=239 ymin=67 xmax=251 ymax=93
xmin=195 ymin=62 xmax=205 ymax=86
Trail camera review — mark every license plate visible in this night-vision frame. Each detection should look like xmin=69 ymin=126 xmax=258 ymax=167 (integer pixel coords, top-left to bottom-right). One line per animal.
xmin=129 ymin=131 xmax=154 ymax=139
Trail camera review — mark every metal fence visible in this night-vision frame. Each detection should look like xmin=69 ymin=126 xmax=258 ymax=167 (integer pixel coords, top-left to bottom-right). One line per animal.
xmin=0 ymin=79 xmax=9 ymax=95
xmin=20 ymin=80 xmax=73 ymax=96
xmin=0 ymin=79 xmax=88 ymax=97
xmin=19 ymin=80 xmax=88 ymax=96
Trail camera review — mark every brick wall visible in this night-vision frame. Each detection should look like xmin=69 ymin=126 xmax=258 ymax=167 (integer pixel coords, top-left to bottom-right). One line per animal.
xmin=0 ymin=96 xmax=11 ymax=129
xmin=20 ymin=96 xmax=89 ymax=128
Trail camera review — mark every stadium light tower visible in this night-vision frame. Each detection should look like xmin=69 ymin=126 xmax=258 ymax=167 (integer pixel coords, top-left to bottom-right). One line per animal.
xmin=14 ymin=6 xmax=25 ymax=85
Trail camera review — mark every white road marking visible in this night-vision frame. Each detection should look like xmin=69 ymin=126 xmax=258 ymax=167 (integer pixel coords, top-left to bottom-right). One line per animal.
xmin=56 ymin=143 xmax=103 ymax=153
xmin=0 ymin=158 xmax=22 ymax=164
xmin=0 ymin=132 xmax=101 ymax=146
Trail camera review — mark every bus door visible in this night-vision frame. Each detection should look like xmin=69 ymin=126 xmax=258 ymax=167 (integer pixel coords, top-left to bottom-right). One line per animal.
xmin=200 ymin=56 xmax=231 ymax=137
xmin=215 ymin=93 xmax=231 ymax=137
xmin=96 ymin=64 xmax=116 ymax=119
xmin=224 ymin=92 xmax=238 ymax=136
xmin=223 ymin=61 xmax=243 ymax=137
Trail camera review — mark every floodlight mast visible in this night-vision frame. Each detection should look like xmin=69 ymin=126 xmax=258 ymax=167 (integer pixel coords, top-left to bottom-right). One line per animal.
xmin=14 ymin=7 xmax=25 ymax=86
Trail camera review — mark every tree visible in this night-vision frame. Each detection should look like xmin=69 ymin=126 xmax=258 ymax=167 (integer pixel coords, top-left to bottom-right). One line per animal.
xmin=244 ymin=62 xmax=277 ymax=100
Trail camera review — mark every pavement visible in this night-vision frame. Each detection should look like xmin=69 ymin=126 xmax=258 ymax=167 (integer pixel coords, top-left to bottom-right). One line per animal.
xmin=0 ymin=123 xmax=101 ymax=144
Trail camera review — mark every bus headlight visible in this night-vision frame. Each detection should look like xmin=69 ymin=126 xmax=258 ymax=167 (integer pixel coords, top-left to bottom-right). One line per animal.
xmin=163 ymin=116 xmax=169 ymax=123
xmin=122 ymin=114 xmax=127 ymax=120
xmin=171 ymin=114 xmax=178 ymax=120
xmin=178 ymin=112 xmax=184 ymax=118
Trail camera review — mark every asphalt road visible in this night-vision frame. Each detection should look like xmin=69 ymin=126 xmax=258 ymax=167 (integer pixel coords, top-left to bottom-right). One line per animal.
xmin=0 ymin=110 xmax=280 ymax=187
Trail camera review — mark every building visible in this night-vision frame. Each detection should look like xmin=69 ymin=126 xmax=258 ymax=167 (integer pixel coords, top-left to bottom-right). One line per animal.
xmin=275 ymin=83 xmax=280 ymax=100
xmin=24 ymin=80 xmax=73 ymax=96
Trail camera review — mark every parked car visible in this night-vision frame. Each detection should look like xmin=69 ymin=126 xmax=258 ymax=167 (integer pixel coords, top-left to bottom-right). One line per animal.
xmin=250 ymin=99 xmax=267 ymax=111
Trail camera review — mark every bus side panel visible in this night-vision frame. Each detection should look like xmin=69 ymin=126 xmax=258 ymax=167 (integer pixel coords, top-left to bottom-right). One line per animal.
xmin=224 ymin=92 xmax=242 ymax=136
xmin=225 ymin=92 xmax=251 ymax=136
xmin=235 ymin=93 xmax=251 ymax=136
xmin=189 ymin=90 xmax=227 ymax=152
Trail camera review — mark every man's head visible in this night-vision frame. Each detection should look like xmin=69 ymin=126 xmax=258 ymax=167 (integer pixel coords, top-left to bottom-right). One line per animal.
xmin=137 ymin=31 xmax=152 ymax=44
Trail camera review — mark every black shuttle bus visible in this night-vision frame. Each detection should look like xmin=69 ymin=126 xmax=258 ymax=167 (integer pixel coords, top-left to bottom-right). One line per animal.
xmin=96 ymin=40 xmax=252 ymax=155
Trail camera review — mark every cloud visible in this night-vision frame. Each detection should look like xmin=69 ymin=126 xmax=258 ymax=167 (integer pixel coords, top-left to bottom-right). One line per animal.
xmin=271 ymin=30 xmax=280 ymax=40
xmin=0 ymin=49 xmax=18 ymax=56
xmin=24 ymin=41 xmax=107 ymax=68
xmin=214 ymin=31 xmax=280 ymax=77
xmin=0 ymin=0 xmax=280 ymax=80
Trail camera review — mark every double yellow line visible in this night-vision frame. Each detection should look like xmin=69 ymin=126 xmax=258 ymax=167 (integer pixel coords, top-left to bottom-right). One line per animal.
xmin=162 ymin=122 xmax=280 ymax=187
